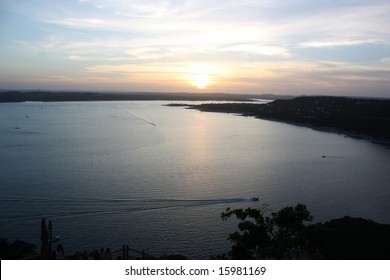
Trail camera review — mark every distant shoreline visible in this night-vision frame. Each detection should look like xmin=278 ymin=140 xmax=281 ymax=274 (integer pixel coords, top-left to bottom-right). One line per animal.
xmin=0 ymin=91 xmax=292 ymax=103
xmin=3 ymin=91 xmax=389 ymax=144
xmin=168 ymin=96 xmax=390 ymax=144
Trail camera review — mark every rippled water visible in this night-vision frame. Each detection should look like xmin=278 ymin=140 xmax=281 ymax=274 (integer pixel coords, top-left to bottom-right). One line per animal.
xmin=1 ymin=101 xmax=390 ymax=259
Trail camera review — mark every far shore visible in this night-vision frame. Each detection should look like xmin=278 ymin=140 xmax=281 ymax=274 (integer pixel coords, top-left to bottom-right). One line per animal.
xmin=0 ymin=90 xmax=292 ymax=103
xmin=3 ymin=91 xmax=389 ymax=144
xmin=168 ymin=96 xmax=390 ymax=144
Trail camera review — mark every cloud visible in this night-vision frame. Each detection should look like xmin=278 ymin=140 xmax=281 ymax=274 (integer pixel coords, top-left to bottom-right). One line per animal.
xmin=85 ymin=63 xmax=186 ymax=77
xmin=66 ymin=55 xmax=127 ymax=61
xmin=2 ymin=0 xmax=390 ymax=96
xmin=40 ymin=0 xmax=390 ymax=60
xmin=59 ymin=17 xmax=105 ymax=27
xmin=380 ymin=57 xmax=390 ymax=64
xmin=222 ymin=44 xmax=291 ymax=58
xmin=298 ymin=39 xmax=379 ymax=48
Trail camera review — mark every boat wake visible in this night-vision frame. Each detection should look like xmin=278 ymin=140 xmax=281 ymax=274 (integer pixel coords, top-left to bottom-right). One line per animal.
xmin=127 ymin=111 xmax=156 ymax=126
xmin=0 ymin=197 xmax=259 ymax=221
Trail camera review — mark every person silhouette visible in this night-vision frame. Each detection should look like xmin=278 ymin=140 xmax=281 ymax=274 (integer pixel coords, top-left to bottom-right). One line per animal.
xmin=55 ymin=244 xmax=64 ymax=260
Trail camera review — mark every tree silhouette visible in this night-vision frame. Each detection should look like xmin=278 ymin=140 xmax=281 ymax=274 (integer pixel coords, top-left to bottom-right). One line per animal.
xmin=0 ymin=238 xmax=36 ymax=259
xmin=221 ymin=204 xmax=313 ymax=259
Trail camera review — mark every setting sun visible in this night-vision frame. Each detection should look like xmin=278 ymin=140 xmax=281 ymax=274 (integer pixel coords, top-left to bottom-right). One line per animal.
xmin=186 ymin=64 xmax=222 ymax=90
xmin=192 ymin=74 xmax=211 ymax=89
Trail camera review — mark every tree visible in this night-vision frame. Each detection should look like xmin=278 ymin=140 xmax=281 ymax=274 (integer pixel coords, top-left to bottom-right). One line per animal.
xmin=0 ymin=238 xmax=37 ymax=259
xmin=221 ymin=204 xmax=312 ymax=259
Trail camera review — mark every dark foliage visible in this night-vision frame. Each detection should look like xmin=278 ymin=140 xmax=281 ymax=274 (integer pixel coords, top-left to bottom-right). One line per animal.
xmin=306 ymin=216 xmax=390 ymax=259
xmin=0 ymin=238 xmax=37 ymax=260
xmin=222 ymin=205 xmax=390 ymax=259
xmin=221 ymin=204 xmax=313 ymax=259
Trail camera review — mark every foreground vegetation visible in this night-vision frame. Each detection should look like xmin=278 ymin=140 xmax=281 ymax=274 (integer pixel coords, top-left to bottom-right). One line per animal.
xmin=220 ymin=204 xmax=390 ymax=259
xmin=2 ymin=204 xmax=390 ymax=259
xmin=0 ymin=239 xmax=37 ymax=260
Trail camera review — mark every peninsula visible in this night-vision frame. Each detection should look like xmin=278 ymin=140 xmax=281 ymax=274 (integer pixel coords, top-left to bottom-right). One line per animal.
xmin=173 ymin=96 xmax=390 ymax=143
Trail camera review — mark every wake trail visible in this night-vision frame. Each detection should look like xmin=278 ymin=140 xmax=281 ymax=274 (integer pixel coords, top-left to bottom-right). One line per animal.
xmin=0 ymin=198 xmax=258 ymax=221
xmin=127 ymin=111 xmax=156 ymax=126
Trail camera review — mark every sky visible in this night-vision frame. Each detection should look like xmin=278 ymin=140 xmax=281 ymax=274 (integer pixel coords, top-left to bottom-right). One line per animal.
xmin=0 ymin=0 xmax=390 ymax=97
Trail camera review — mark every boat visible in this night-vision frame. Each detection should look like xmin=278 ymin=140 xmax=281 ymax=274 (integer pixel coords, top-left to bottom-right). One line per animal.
xmin=51 ymin=236 xmax=60 ymax=243
xmin=250 ymin=197 xmax=259 ymax=201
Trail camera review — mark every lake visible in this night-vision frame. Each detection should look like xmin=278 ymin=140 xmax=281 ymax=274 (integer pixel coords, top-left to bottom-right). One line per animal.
xmin=1 ymin=101 xmax=390 ymax=259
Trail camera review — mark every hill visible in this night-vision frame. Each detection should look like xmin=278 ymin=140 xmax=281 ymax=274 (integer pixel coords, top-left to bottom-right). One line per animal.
xmin=183 ymin=96 xmax=390 ymax=142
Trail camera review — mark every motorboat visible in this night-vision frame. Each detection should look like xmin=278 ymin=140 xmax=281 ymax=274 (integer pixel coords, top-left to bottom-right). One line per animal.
xmin=51 ymin=236 xmax=60 ymax=243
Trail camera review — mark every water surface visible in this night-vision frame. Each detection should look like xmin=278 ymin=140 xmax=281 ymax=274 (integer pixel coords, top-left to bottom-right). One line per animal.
xmin=1 ymin=101 xmax=389 ymax=259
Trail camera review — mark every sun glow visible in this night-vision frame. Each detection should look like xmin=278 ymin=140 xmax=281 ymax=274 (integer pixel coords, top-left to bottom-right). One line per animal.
xmin=192 ymin=74 xmax=211 ymax=89
xmin=186 ymin=64 xmax=222 ymax=89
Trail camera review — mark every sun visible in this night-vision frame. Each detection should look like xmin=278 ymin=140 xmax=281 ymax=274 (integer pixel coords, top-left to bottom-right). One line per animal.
xmin=186 ymin=64 xmax=221 ymax=90
xmin=192 ymin=74 xmax=211 ymax=89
